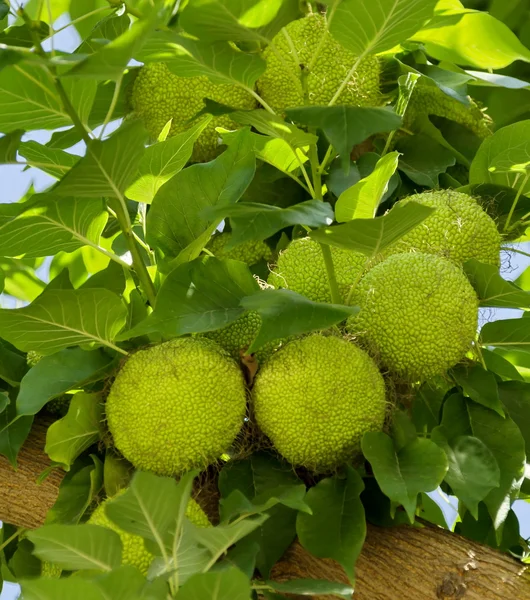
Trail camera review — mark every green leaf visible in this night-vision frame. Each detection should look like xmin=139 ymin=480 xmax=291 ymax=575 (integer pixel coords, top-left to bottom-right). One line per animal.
xmin=219 ymin=452 xmax=303 ymax=577
xmin=331 ymin=0 xmax=438 ymax=56
xmin=206 ymin=200 xmax=334 ymax=247
xmin=67 ymin=11 xmax=163 ymax=81
xmin=437 ymin=394 xmax=525 ymax=536
xmin=119 ymin=257 xmax=259 ymax=339
xmin=0 ymin=129 xmax=23 ymax=161
xmin=335 ymin=152 xmax=399 ymax=222
xmin=81 ymin=260 xmax=127 ymax=297
xmin=69 ymin=0 xmax=111 ymax=41
xmin=412 ymin=12 xmax=530 ymax=69
xmin=266 ymin=579 xmax=354 ymax=599
xmin=361 ymin=433 xmax=448 ymax=521
xmin=0 ymin=398 xmax=33 ymax=467
xmin=0 ymin=196 xmax=108 ymax=259
xmin=221 ymin=541 xmax=260 ymax=579
xmin=20 ymin=578 xmax=106 ymax=600
xmin=451 ymin=363 xmax=505 ymax=417
xmin=497 ymin=380 xmax=530 ymax=450
xmin=296 ymin=467 xmax=365 ymax=585
xmin=138 ymin=32 xmax=266 ymax=89
xmin=54 ymin=121 xmax=148 ymax=199
xmin=0 ymin=63 xmax=70 ymax=132
xmin=309 ymin=201 xmax=434 ymax=256
xmin=147 ymin=128 xmax=255 ymax=261
xmin=480 ymin=318 xmax=530 ymax=354
xmin=481 ymin=348 xmax=524 ymax=381
xmin=176 ymin=567 xmax=252 ymax=600
xmin=0 ymin=288 xmax=127 ymax=356
xmin=16 ymin=347 xmax=114 ymax=416
xmin=285 ymin=106 xmax=401 ymax=169
xmin=125 ymin=117 xmax=212 ymax=204
xmin=104 ymin=452 xmax=132 ymax=498
xmin=431 ymin=430 xmax=500 ymax=518
xmin=232 ymin=110 xmax=317 ymax=149
xmin=180 ymin=0 xmax=300 ymax=42
xmin=411 ymin=379 xmax=447 ymax=433
xmin=45 ymin=393 xmax=104 ymax=469
xmin=464 ymin=259 xmax=530 ymax=308
xmin=395 ymin=133 xmax=456 ymax=187
xmin=18 ymin=142 xmax=79 ymax=179
xmin=241 ymin=290 xmax=358 ymax=354
xmin=470 ymin=120 xmax=530 ymax=196
xmin=46 ymin=455 xmax=104 ymax=525
xmin=27 ymin=524 xmax=122 ymax=571
xmin=93 ymin=565 xmax=148 ymax=600
xmin=0 ymin=340 xmax=27 ymax=386
xmin=105 ymin=470 xmax=197 ymax=551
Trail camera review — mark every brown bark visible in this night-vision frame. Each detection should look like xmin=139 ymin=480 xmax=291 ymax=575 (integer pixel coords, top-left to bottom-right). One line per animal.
xmin=2 ymin=421 xmax=529 ymax=600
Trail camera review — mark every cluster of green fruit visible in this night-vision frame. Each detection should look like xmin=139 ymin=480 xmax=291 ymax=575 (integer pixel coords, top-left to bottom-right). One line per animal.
xmin=105 ymin=189 xmax=501 ymax=479
xmin=131 ymin=13 xmax=490 ymax=162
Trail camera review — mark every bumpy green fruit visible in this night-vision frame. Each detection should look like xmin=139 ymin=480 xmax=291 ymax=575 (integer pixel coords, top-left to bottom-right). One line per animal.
xmin=41 ymin=562 xmax=62 ymax=578
xmin=257 ymin=14 xmax=381 ymax=112
xmin=27 ymin=350 xmax=42 ymax=367
xmin=89 ymin=493 xmax=209 ymax=575
xmin=207 ymin=232 xmax=272 ymax=266
xmin=388 ymin=190 xmax=501 ymax=267
xmin=268 ymin=237 xmax=367 ymax=303
xmin=348 ymin=253 xmax=478 ymax=381
xmin=131 ymin=63 xmax=256 ymax=162
xmin=253 ymin=335 xmax=386 ymax=471
xmin=203 ymin=312 xmax=280 ymax=364
xmin=106 ymin=338 xmax=247 ymax=476
xmin=404 ymin=84 xmax=491 ymax=139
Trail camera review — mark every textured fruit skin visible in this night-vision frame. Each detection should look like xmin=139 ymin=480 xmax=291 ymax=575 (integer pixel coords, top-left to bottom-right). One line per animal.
xmin=257 ymin=14 xmax=381 ymax=112
xmin=106 ymin=338 xmax=247 ymax=476
xmin=404 ymin=84 xmax=491 ymax=138
xmin=131 ymin=63 xmax=256 ymax=162
xmin=268 ymin=237 xmax=367 ymax=303
xmin=89 ymin=493 xmax=209 ymax=575
xmin=348 ymin=253 xmax=478 ymax=381
xmin=252 ymin=335 xmax=386 ymax=471
xmin=41 ymin=562 xmax=62 ymax=578
xmin=203 ymin=312 xmax=279 ymax=364
xmin=207 ymin=232 xmax=272 ymax=266
xmin=388 ymin=190 xmax=501 ymax=267
xmin=27 ymin=350 xmax=42 ymax=367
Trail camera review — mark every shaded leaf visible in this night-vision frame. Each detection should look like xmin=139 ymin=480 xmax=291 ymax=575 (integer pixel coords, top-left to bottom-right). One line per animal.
xmin=177 ymin=567 xmax=252 ymax=600
xmin=18 ymin=142 xmax=79 ymax=179
xmin=0 ymin=398 xmax=33 ymax=467
xmin=451 ymin=363 xmax=505 ymax=417
xmin=396 ymin=133 xmax=456 ymax=187
xmin=464 ymin=259 xmax=530 ymax=308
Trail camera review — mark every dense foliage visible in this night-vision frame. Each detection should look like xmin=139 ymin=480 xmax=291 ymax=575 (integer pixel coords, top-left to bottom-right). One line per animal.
xmin=0 ymin=0 xmax=529 ymax=598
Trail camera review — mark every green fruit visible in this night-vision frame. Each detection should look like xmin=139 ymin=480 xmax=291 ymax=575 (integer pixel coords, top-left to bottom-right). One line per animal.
xmin=207 ymin=233 xmax=272 ymax=266
xmin=404 ymin=83 xmax=491 ymax=139
xmin=347 ymin=253 xmax=478 ymax=381
xmin=41 ymin=562 xmax=62 ymax=578
xmin=252 ymin=334 xmax=386 ymax=471
xmin=131 ymin=63 xmax=256 ymax=162
xmin=268 ymin=237 xmax=367 ymax=303
xmin=257 ymin=14 xmax=381 ymax=113
xmin=27 ymin=350 xmax=43 ymax=367
xmin=89 ymin=493 xmax=209 ymax=575
xmin=106 ymin=338 xmax=247 ymax=476
xmin=203 ymin=312 xmax=280 ymax=364
xmin=387 ymin=190 xmax=501 ymax=267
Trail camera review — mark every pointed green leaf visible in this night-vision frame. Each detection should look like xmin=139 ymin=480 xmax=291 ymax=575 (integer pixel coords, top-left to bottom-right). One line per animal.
xmin=0 ymin=288 xmax=127 ymax=356
xmin=241 ymin=289 xmax=358 ymax=354
xmin=480 ymin=318 xmax=530 ymax=354
xmin=396 ymin=133 xmax=456 ymax=187
xmin=18 ymin=142 xmax=79 ymax=179
xmin=27 ymin=524 xmax=122 ymax=571
xmin=335 ymin=152 xmax=399 ymax=222
xmin=464 ymin=259 xmax=530 ymax=308
xmin=125 ymin=116 xmax=212 ymax=204
xmin=309 ymin=201 xmax=434 ymax=256
xmin=451 ymin=363 xmax=505 ymax=417
xmin=296 ymin=467 xmax=366 ymax=585
xmin=45 ymin=393 xmax=105 ymax=469
xmin=361 ymin=433 xmax=448 ymax=521
xmin=177 ymin=567 xmax=252 ymax=600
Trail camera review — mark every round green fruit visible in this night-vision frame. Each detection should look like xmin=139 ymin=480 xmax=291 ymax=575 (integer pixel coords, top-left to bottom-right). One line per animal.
xmin=348 ymin=252 xmax=478 ymax=381
xmin=89 ymin=493 xmax=209 ymax=575
xmin=257 ymin=14 xmax=381 ymax=113
xmin=131 ymin=63 xmax=256 ymax=162
xmin=388 ymin=190 xmax=501 ymax=267
xmin=207 ymin=232 xmax=272 ymax=266
xmin=268 ymin=237 xmax=367 ymax=303
xmin=252 ymin=334 xmax=386 ymax=471
xmin=106 ymin=338 xmax=247 ymax=476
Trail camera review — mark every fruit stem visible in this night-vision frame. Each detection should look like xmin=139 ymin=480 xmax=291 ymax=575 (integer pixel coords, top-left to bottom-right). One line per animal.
xmin=504 ymin=171 xmax=530 ymax=233
xmin=320 ymin=243 xmax=343 ymax=304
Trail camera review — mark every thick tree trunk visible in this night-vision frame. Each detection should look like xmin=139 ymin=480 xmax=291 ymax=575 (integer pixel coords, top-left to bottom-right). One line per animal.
xmin=1 ymin=421 xmax=529 ymax=599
